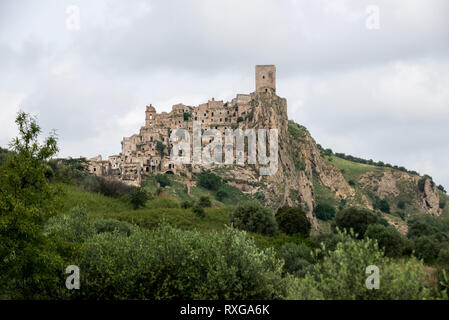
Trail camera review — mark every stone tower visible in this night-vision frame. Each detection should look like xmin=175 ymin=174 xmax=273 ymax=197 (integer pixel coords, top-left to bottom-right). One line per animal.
xmin=255 ymin=65 xmax=276 ymax=93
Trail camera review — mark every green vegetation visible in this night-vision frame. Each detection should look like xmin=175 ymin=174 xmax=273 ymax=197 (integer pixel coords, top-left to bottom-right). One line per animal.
xmin=275 ymin=206 xmax=311 ymax=237
xmin=314 ymin=203 xmax=336 ymax=221
xmin=230 ymin=201 xmax=278 ymax=236
xmin=2 ymin=113 xmax=449 ymax=300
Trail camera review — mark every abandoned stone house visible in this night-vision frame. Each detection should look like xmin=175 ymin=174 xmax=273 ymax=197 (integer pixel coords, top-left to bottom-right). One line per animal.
xmin=88 ymin=65 xmax=277 ymax=185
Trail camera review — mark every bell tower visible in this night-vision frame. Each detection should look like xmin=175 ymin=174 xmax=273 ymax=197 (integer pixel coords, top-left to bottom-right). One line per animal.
xmin=255 ymin=65 xmax=276 ymax=93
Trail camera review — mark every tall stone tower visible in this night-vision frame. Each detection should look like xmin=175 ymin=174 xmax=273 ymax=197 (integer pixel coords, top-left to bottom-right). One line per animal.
xmin=255 ymin=65 xmax=276 ymax=93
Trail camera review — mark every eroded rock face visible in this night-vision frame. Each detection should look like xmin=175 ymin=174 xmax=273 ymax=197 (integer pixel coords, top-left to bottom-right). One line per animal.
xmin=359 ymin=171 xmax=401 ymax=199
xmin=358 ymin=171 xmax=442 ymax=216
xmin=421 ymin=178 xmax=442 ymax=216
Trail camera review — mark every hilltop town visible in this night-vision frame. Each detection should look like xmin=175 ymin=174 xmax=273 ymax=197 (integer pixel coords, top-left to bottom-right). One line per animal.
xmin=89 ymin=65 xmax=278 ymax=185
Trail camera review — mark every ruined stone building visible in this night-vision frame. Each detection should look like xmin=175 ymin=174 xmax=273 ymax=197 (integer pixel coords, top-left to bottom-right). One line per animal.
xmin=88 ymin=65 xmax=278 ymax=185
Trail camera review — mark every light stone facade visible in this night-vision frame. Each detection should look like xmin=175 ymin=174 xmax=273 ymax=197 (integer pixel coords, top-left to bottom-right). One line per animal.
xmin=88 ymin=65 xmax=277 ymax=185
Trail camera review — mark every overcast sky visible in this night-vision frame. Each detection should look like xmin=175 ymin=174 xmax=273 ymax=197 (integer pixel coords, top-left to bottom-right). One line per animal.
xmin=1 ymin=0 xmax=448 ymax=189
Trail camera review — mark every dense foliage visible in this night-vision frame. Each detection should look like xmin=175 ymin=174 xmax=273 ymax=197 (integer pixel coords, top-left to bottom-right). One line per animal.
xmin=230 ymin=201 xmax=278 ymax=236
xmin=276 ymin=206 xmax=311 ymax=237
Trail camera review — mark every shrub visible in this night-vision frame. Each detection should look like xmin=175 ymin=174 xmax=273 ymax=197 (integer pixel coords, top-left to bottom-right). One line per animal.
xmin=230 ymin=201 xmax=278 ymax=236
xmin=279 ymin=242 xmax=315 ymax=277
xmin=365 ymin=224 xmax=405 ymax=258
xmin=413 ymin=236 xmax=440 ymax=264
xmin=216 ymin=188 xmax=228 ymax=201
xmin=197 ymin=171 xmax=221 ymax=191
xmin=181 ymin=200 xmax=194 ymax=209
xmin=276 ymin=206 xmax=311 ymax=237
xmin=74 ymin=224 xmax=287 ymax=299
xmin=287 ymin=230 xmax=432 ymax=300
xmin=335 ymin=207 xmax=379 ymax=238
xmin=397 ymin=200 xmax=406 ymax=210
xmin=130 ymin=187 xmax=149 ymax=210
xmin=81 ymin=175 xmax=134 ymax=198
xmin=192 ymin=206 xmax=205 ymax=218
xmin=407 ymin=222 xmax=437 ymax=239
xmin=155 ymin=174 xmax=170 ymax=187
xmin=92 ymin=219 xmax=132 ymax=236
xmin=374 ymin=198 xmax=390 ymax=213
xmin=46 ymin=205 xmax=95 ymax=243
xmin=198 ymin=196 xmax=212 ymax=208
xmin=314 ymin=203 xmax=336 ymax=221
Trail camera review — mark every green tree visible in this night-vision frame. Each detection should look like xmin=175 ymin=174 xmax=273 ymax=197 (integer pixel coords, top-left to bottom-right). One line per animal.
xmin=198 ymin=196 xmax=211 ymax=208
xmin=365 ymin=224 xmax=405 ymax=257
xmin=230 ymin=200 xmax=278 ymax=236
xmin=130 ymin=187 xmax=149 ymax=210
xmin=276 ymin=206 xmax=311 ymax=237
xmin=335 ymin=207 xmax=379 ymax=238
xmin=314 ymin=203 xmax=336 ymax=221
xmin=216 ymin=188 xmax=228 ymax=201
xmin=0 ymin=112 xmax=62 ymax=298
xmin=197 ymin=171 xmax=221 ymax=191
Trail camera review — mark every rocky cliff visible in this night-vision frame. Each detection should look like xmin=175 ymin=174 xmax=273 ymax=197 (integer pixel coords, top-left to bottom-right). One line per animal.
xmin=208 ymin=91 xmax=444 ymax=228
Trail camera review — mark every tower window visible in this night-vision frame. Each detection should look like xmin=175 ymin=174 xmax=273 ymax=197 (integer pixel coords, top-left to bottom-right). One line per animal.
xmin=265 ymin=89 xmax=268 ymax=92
xmin=262 ymin=75 xmax=265 ymax=79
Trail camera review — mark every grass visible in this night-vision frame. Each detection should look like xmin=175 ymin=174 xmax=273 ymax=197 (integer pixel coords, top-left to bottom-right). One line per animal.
xmin=55 ymin=182 xmax=317 ymax=249
xmin=329 ymin=155 xmax=385 ymax=182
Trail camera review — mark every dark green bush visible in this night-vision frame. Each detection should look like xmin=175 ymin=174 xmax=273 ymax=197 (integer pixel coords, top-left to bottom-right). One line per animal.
xmin=279 ymin=242 xmax=315 ymax=277
xmin=92 ymin=219 xmax=132 ymax=236
xmin=335 ymin=207 xmax=379 ymax=238
xmin=413 ymin=236 xmax=440 ymax=264
xmin=197 ymin=171 xmax=221 ymax=191
xmin=314 ymin=203 xmax=336 ymax=221
xmin=198 ymin=196 xmax=212 ymax=208
xmin=155 ymin=174 xmax=170 ymax=187
xmin=216 ymin=188 xmax=228 ymax=201
xmin=230 ymin=201 xmax=278 ymax=236
xmin=192 ymin=206 xmax=205 ymax=218
xmin=276 ymin=206 xmax=311 ymax=237
xmin=130 ymin=187 xmax=149 ymax=210
xmin=374 ymin=198 xmax=390 ymax=213
xmin=365 ymin=224 xmax=405 ymax=257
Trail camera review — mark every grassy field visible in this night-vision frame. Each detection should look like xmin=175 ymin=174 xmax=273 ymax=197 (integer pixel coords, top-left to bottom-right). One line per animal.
xmin=55 ymin=183 xmax=314 ymax=250
xmin=328 ymin=156 xmax=385 ymax=182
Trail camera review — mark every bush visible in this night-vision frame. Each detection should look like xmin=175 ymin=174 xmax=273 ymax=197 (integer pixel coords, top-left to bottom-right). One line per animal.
xmin=230 ymin=201 xmax=278 ymax=236
xmin=279 ymin=243 xmax=315 ymax=277
xmin=73 ymin=224 xmax=287 ymax=299
xmin=92 ymin=219 xmax=132 ymax=236
xmin=81 ymin=175 xmax=134 ymax=198
xmin=397 ymin=200 xmax=406 ymax=210
xmin=365 ymin=224 xmax=405 ymax=258
xmin=335 ymin=207 xmax=379 ymax=238
xmin=287 ymin=230 xmax=432 ymax=300
xmin=155 ymin=174 xmax=170 ymax=187
xmin=46 ymin=205 xmax=95 ymax=243
xmin=192 ymin=206 xmax=205 ymax=218
xmin=216 ymin=188 xmax=228 ymax=201
xmin=130 ymin=187 xmax=149 ymax=210
xmin=413 ymin=236 xmax=441 ymax=264
xmin=198 ymin=196 xmax=212 ymax=208
xmin=181 ymin=200 xmax=194 ymax=209
xmin=374 ymin=198 xmax=390 ymax=213
xmin=407 ymin=222 xmax=437 ymax=239
xmin=197 ymin=171 xmax=221 ymax=191
xmin=314 ymin=203 xmax=336 ymax=221
xmin=276 ymin=206 xmax=311 ymax=237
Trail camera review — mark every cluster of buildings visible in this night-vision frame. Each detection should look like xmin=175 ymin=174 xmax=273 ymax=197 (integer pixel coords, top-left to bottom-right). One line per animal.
xmin=88 ymin=65 xmax=276 ymax=185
